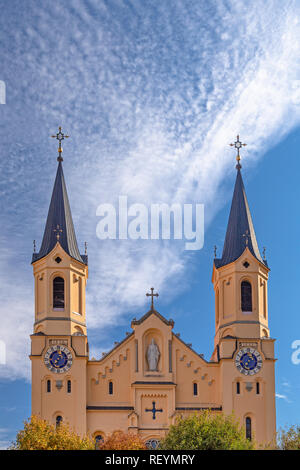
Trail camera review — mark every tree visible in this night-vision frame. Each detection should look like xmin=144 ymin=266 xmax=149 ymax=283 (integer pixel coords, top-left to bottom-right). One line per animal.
xmin=159 ymin=411 xmax=254 ymax=450
xmin=10 ymin=415 xmax=94 ymax=450
xmin=277 ymin=425 xmax=300 ymax=450
xmin=97 ymin=431 xmax=146 ymax=450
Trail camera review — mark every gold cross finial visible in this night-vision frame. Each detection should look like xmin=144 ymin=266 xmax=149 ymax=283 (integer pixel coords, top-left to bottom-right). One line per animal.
xmin=229 ymin=134 xmax=247 ymax=168
xmin=51 ymin=126 xmax=69 ymax=162
xmin=54 ymin=224 xmax=63 ymax=241
xmin=146 ymin=287 xmax=159 ymax=311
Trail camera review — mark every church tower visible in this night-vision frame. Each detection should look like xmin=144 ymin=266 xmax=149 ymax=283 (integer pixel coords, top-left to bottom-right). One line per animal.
xmin=30 ymin=128 xmax=88 ymax=434
xmin=211 ymin=136 xmax=276 ymax=444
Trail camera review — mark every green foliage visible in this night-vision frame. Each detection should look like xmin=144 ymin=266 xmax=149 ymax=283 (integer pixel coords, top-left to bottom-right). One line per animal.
xmin=277 ymin=425 xmax=300 ymax=450
xmin=159 ymin=410 xmax=254 ymax=450
xmin=10 ymin=415 xmax=94 ymax=450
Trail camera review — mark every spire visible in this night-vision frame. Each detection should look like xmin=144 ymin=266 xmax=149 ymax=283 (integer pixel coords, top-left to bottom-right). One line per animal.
xmin=214 ymin=136 xmax=265 ymax=269
xmin=32 ymin=128 xmax=87 ymax=265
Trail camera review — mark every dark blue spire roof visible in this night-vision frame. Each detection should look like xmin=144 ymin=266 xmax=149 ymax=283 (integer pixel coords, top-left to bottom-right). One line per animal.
xmin=214 ymin=165 xmax=265 ymax=269
xmin=32 ymin=160 xmax=87 ymax=265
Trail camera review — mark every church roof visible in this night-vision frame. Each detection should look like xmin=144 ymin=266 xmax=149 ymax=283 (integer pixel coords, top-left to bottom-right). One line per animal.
xmin=32 ymin=159 xmax=87 ymax=265
xmin=214 ymin=165 xmax=266 ymax=269
xmin=131 ymin=308 xmax=174 ymax=327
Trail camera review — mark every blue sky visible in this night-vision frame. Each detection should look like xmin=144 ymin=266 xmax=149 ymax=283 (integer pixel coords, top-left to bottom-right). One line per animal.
xmin=0 ymin=0 xmax=300 ymax=448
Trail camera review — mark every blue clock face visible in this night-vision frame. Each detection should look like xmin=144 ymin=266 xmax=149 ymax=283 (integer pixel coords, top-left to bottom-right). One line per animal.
xmin=239 ymin=352 xmax=257 ymax=370
xmin=235 ymin=347 xmax=262 ymax=375
xmin=44 ymin=345 xmax=72 ymax=374
xmin=49 ymin=350 xmax=68 ymax=369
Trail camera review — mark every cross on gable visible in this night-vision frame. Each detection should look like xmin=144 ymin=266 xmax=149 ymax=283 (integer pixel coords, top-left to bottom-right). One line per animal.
xmin=145 ymin=401 xmax=163 ymax=420
xmin=146 ymin=287 xmax=159 ymax=311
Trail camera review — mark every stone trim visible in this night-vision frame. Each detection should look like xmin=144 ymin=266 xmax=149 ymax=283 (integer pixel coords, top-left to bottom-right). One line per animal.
xmin=218 ymin=320 xmax=269 ymax=330
xmin=176 ymin=406 xmax=222 ymax=411
xmin=34 ymin=317 xmax=86 ymax=327
xmin=87 ymin=406 xmax=134 ymax=411
xmin=133 ymin=381 xmax=176 ymax=385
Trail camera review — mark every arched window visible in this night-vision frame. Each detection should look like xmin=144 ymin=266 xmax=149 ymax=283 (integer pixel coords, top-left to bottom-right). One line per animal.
xmin=108 ymin=381 xmax=113 ymax=395
xmin=56 ymin=415 xmax=63 ymax=428
xmin=193 ymin=382 xmax=198 ymax=396
xmin=236 ymin=382 xmax=240 ymax=395
xmin=53 ymin=277 xmax=64 ymax=309
xmin=95 ymin=434 xmax=104 ymax=448
xmin=47 ymin=380 xmax=51 ymax=393
xmin=146 ymin=439 xmax=160 ymax=449
xmin=256 ymin=382 xmax=260 ymax=395
xmin=245 ymin=417 xmax=252 ymax=440
xmin=67 ymin=380 xmax=71 ymax=393
xmin=241 ymin=281 xmax=252 ymax=312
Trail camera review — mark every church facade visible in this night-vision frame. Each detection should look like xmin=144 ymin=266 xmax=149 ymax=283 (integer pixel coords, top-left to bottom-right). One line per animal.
xmin=30 ymin=130 xmax=276 ymax=447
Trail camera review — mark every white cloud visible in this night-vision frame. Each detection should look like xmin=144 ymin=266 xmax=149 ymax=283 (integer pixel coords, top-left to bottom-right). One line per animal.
xmin=0 ymin=0 xmax=299 ymax=380
xmin=276 ymin=393 xmax=292 ymax=403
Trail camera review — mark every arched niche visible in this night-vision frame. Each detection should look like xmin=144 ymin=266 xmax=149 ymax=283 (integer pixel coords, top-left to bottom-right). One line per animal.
xmin=143 ymin=328 xmax=163 ymax=373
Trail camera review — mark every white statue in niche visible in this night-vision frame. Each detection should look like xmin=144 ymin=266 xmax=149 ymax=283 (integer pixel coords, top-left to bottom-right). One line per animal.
xmin=147 ymin=339 xmax=160 ymax=371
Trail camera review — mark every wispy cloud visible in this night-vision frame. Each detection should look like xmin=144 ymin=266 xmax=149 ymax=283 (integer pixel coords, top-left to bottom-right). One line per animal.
xmin=276 ymin=393 xmax=292 ymax=403
xmin=0 ymin=0 xmax=299 ymax=380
